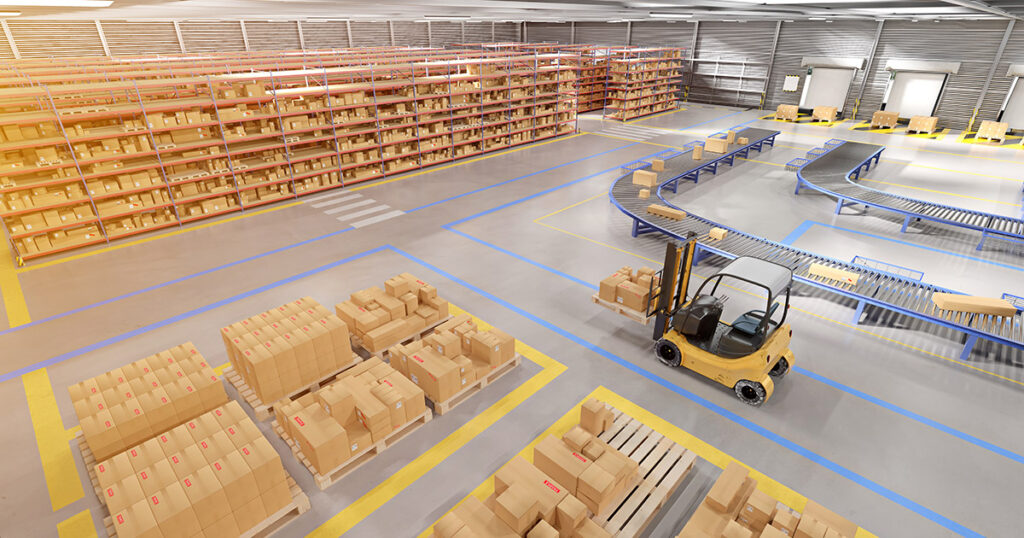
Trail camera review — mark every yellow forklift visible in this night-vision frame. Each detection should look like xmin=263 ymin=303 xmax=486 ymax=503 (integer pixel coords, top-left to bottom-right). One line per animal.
xmin=651 ymin=235 xmax=795 ymax=405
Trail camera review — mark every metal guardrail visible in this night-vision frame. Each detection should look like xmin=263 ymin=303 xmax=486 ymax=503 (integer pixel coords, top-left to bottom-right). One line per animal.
xmin=608 ymin=127 xmax=1024 ymax=360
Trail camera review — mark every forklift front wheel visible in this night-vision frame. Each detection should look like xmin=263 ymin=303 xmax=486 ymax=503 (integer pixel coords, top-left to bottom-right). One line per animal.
xmin=734 ymin=380 xmax=767 ymax=406
xmin=769 ymin=357 xmax=790 ymax=378
xmin=655 ymin=339 xmax=682 ymax=367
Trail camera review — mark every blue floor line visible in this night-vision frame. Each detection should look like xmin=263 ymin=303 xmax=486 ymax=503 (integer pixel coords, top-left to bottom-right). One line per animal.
xmin=390 ymin=245 xmax=982 ymax=538
xmin=782 ymin=219 xmax=1024 ymax=272
xmin=408 ymin=141 xmax=640 ymax=213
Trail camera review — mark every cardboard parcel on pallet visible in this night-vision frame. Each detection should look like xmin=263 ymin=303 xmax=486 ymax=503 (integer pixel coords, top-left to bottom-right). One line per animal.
xmin=274 ymin=357 xmax=427 ymax=476
xmin=598 ymin=265 xmax=661 ymax=313
xmin=389 ymin=313 xmax=516 ymax=404
xmin=70 ymin=342 xmax=229 ymax=461
xmin=336 ymin=273 xmax=450 ymax=353
xmin=677 ymin=461 xmax=858 ymax=538
xmin=220 ymin=297 xmax=356 ymax=405
xmin=100 ymin=401 xmax=298 ymax=538
xmin=430 ymin=398 xmax=631 ymax=538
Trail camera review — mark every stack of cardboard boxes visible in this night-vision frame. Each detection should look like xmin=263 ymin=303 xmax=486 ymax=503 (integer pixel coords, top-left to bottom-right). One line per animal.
xmin=389 ymin=313 xmax=516 ymax=404
xmin=70 ymin=342 xmax=229 ymax=461
xmin=677 ymin=462 xmax=857 ymax=538
xmin=102 ymin=401 xmax=295 ymax=538
xmin=597 ymin=266 xmax=660 ymax=313
xmin=431 ymin=398 xmax=624 ymax=538
xmin=335 ymin=273 xmax=450 ymax=353
xmin=274 ymin=357 xmax=427 ymax=476
xmin=220 ymin=297 xmax=356 ymax=405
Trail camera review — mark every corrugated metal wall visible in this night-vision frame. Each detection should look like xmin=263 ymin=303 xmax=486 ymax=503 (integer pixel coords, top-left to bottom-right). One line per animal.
xmin=574 ymin=22 xmax=627 ymax=46
xmin=463 ymin=22 xmax=493 ymax=43
xmin=244 ymin=21 xmax=301 ymax=51
xmin=100 ymin=21 xmax=181 ymax=56
xmin=7 ymin=20 xmax=105 ymax=57
xmin=526 ymin=22 xmax=571 ymax=44
xmin=493 ymin=22 xmax=519 ymax=42
xmin=765 ymin=20 xmax=877 ymax=114
xmin=393 ymin=21 xmax=429 ymax=47
xmin=179 ymin=21 xmax=246 ymax=53
xmin=630 ymin=21 xmax=694 ymax=48
xmin=688 ymin=21 xmax=777 ymax=108
xmin=987 ymin=23 xmax=1024 ymax=120
xmin=349 ymin=21 xmax=390 ymax=47
xmin=429 ymin=21 xmax=462 ymax=47
xmin=301 ymin=20 xmax=349 ymax=49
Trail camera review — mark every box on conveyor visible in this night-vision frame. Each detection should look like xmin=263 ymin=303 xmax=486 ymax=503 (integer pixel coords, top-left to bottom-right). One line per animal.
xmin=273 ymin=357 xmax=426 ymax=475
xmin=70 ymin=342 xmax=229 ymax=461
xmin=335 ymin=273 xmax=449 ymax=352
xmin=219 ymin=297 xmax=355 ymax=404
xmin=103 ymin=401 xmax=293 ymax=538
xmin=387 ymin=314 xmax=517 ymax=403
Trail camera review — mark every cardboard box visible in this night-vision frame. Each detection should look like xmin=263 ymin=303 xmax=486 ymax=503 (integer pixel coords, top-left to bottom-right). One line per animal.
xmin=775 ymin=104 xmax=799 ymax=122
xmin=931 ymin=293 xmax=1016 ymax=317
xmin=149 ymin=482 xmax=202 ymax=537
xmin=803 ymin=500 xmax=857 ymax=538
xmin=738 ymin=488 xmax=776 ymax=529
xmin=870 ymin=110 xmax=899 ymax=129
xmin=708 ymin=227 xmax=728 ymax=241
xmin=705 ymin=462 xmax=751 ymax=514
xmin=574 ymin=518 xmax=612 ymax=537
xmin=762 ymin=525 xmax=791 ymax=538
xmin=646 ymin=204 xmax=686 ymax=221
xmin=794 ymin=515 xmax=827 ymax=538
xmin=599 ymin=274 xmax=629 ymax=302
xmin=615 ymin=280 xmax=649 ymax=312
xmin=722 ymin=520 xmax=753 ymax=538
xmin=650 ymin=159 xmax=665 ymax=172
xmin=632 ymin=169 xmax=657 ymax=188
xmin=556 ymin=494 xmax=587 ymax=536
xmin=638 ymin=188 xmax=649 ymax=199
xmin=704 ymin=137 xmax=729 ymax=154
xmin=494 ymin=482 xmax=542 ymax=534
xmin=808 ymin=263 xmax=859 ymax=287
xmin=772 ymin=509 xmax=800 ymax=535
xmin=580 ymin=399 xmax=613 ymax=436
xmin=533 ymin=435 xmax=589 ymax=495
xmin=112 ymin=499 xmax=162 ymax=538
xmin=528 ymin=519 xmax=560 ymax=538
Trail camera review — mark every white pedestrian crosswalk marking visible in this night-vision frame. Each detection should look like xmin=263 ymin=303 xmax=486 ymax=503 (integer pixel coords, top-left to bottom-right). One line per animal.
xmin=335 ymin=205 xmax=392 ymax=222
xmin=322 ymin=199 xmax=377 ymax=215
xmin=309 ymin=193 xmax=363 ymax=208
xmin=304 ymin=188 xmax=405 ymax=227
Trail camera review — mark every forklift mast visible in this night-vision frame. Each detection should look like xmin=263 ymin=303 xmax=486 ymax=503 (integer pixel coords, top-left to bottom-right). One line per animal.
xmin=652 ymin=234 xmax=699 ymax=340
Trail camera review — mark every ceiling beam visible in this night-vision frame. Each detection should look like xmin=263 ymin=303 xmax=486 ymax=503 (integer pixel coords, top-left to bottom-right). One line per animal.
xmin=939 ymin=0 xmax=1021 ymax=19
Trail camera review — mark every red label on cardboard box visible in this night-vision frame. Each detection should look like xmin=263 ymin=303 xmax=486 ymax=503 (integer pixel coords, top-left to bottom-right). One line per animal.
xmin=161 ymin=397 xmax=168 ymax=403
xmin=382 ymin=380 xmax=393 ymax=387
xmin=105 ymin=420 xmax=112 ymax=427
xmin=116 ymin=514 xmax=124 ymax=524
xmin=228 ymin=427 xmax=236 ymax=435
xmin=186 ymin=385 xmax=194 ymax=392
xmin=151 ymin=495 xmax=159 ymax=505
xmin=130 ymin=449 xmax=138 ymax=457
xmin=140 ymin=471 xmax=148 ymax=480
xmin=172 ymin=456 xmax=180 ymax=464
xmin=98 ymin=464 xmax=106 ymax=472
xmin=412 ymin=355 xmax=424 ymax=363
xmin=215 ymin=410 xmax=222 ymax=416
xmin=543 ymin=480 xmax=560 ymax=493
xmin=107 ymin=488 xmax=114 ymax=497
xmin=184 ymin=478 xmax=192 ymax=487
xmin=201 ymin=441 xmax=208 ymax=449
xmin=188 ymin=422 xmax=196 ymax=429
xmin=151 ymin=381 xmax=158 ymax=387
xmin=214 ymin=462 xmax=222 ymax=471
xmin=294 ymin=417 xmax=305 ymax=427
xmin=160 ymin=435 xmax=167 ymax=442
xmin=572 ymin=452 xmax=587 ymax=463
xmin=242 ymin=447 xmax=250 ymax=456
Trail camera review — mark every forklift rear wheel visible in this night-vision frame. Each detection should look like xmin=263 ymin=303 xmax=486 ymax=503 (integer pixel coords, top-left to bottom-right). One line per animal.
xmin=655 ymin=339 xmax=682 ymax=367
xmin=769 ymin=357 xmax=790 ymax=378
xmin=734 ymin=380 xmax=767 ymax=406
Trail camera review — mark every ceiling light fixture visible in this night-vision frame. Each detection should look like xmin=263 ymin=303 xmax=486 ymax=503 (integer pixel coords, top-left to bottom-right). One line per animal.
xmin=649 ymin=12 xmax=692 ymax=18
xmin=0 ymin=0 xmax=111 ymax=6
xmin=423 ymin=15 xmax=469 ymax=20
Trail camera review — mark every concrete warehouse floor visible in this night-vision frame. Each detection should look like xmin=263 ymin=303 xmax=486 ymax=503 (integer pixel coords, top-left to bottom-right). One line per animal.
xmin=2 ymin=103 xmax=1023 ymax=538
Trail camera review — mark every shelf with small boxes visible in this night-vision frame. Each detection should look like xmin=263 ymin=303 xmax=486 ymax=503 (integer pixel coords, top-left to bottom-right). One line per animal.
xmin=602 ymin=48 xmax=684 ymax=122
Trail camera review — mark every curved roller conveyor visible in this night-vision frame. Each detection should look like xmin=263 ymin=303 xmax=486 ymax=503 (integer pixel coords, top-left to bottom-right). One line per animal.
xmin=794 ymin=140 xmax=1024 ymax=251
xmin=609 ymin=127 xmax=1024 ymax=359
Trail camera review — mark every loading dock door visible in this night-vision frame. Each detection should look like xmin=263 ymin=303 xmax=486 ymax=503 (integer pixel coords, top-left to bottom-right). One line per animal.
xmin=1000 ymin=78 xmax=1024 ymax=130
xmin=799 ymin=67 xmax=855 ymax=112
xmin=884 ymin=71 xmax=947 ymax=118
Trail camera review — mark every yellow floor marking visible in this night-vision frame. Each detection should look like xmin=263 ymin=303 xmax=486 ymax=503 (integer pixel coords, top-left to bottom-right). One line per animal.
xmin=66 ymin=424 xmax=81 ymax=442
xmin=213 ymin=361 xmax=230 ymax=377
xmin=0 ymin=239 xmax=30 ymax=327
xmin=307 ymin=303 xmax=566 ymax=538
xmin=23 ymin=367 xmax=85 ymax=511
xmin=420 ymin=387 xmax=877 ymax=538
xmin=535 ymin=212 xmax=1024 ymax=389
xmin=625 ymin=106 xmax=687 ymax=125
xmin=57 ymin=509 xmax=98 ymax=538
xmin=535 ymin=193 xmax=606 ymax=222
xmin=19 ymin=134 xmax=583 ymax=273
xmin=859 ymin=178 xmax=1022 ymax=207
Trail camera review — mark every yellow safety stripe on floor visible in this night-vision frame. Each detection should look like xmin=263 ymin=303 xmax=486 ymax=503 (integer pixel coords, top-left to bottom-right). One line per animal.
xmin=958 ymin=131 xmax=1023 ymax=147
xmin=23 ymin=367 xmax=85 ymax=511
xmin=18 ymin=134 xmax=583 ymax=274
xmin=419 ymin=386 xmax=877 ymax=538
xmin=533 ymin=208 xmax=1024 ymax=389
xmin=0 ymin=239 xmax=30 ymax=327
xmin=858 ymin=178 xmax=1022 ymax=207
xmin=57 ymin=509 xmax=97 ymax=538
xmin=306 ymin=303 xmax=566 ymax=538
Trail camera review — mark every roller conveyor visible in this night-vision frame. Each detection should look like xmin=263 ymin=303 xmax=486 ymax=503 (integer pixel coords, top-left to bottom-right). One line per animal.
xmin=609 ymin=127 xmax=1024 ymax=360
xmin=794 ymin=140 xmax=1024 ymax=250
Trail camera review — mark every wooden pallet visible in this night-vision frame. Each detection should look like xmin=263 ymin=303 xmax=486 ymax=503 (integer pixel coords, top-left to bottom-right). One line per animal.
xmin=592 ymin=294 xmax=654 ymax=326
xmin=594 ymin=405 xmax=698 ymax=537
xmin=100 ymin=475 xmax=309 ymax=538
xmin=430 ymin=354 xmax=522 ymax=416
xmin=224 ymin=354 xmax=364 ymax=421
xmin=350 ymin=314 xmax=453 ymax=361
xmin=273 ymin=408 xmax=432 ymax=490
xmin=975 ymin=135 xmax=1005 ymax=143
xmin=80 ymin=430 xmax=310 ymax=538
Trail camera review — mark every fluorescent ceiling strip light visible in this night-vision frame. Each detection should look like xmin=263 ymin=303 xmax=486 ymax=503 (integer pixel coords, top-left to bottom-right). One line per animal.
xmin=649 ymin=12 xmax=692 ymax=18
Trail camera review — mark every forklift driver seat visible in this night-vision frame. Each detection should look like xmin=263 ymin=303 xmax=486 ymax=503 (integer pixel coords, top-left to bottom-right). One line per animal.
xmin=731 ymin=302 xmax=780 ymax=337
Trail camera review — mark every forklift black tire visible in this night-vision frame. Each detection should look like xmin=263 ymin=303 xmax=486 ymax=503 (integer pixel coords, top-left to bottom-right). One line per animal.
xmin=655 ymin=339 xmax=682 ymax=367
xmin=769 ymin=357 xmax=790 ymax=378
xmin=734 ymin=380 xmax=767 ymax=406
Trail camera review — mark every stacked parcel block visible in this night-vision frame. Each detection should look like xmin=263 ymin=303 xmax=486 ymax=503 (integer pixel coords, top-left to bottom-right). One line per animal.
xmin=335 ymin=273 xmax=451 ymax=355
xmin=220 ymin=297 xmax=357 ymax=419
xmin=595 ymin=265 xmax=661 ymax=318
xmin=70 ymin=342 xmax=229 ymax=462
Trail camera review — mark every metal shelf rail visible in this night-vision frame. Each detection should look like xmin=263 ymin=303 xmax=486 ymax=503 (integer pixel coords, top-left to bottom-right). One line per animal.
xmin=793 ymin=140 xmax=1024 ymax=251
xmin=608 ymin=127 xmax=1024 ymax=360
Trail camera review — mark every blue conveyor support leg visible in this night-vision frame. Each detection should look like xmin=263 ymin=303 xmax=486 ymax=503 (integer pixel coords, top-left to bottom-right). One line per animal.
xmin=960 ymin=334 xmax=978 ymax=360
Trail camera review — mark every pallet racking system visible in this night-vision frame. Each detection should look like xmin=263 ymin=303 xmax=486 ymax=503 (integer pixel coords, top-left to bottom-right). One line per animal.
xmin=603 ymin=47 xmax=684 ymax=121
xmin=0 ymin=50 xmax=577 ymax=263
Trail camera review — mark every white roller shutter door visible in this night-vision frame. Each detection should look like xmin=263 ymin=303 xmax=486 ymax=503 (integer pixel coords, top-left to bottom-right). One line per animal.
xmin=1000 ymin=78 xmax=1024 ymax=130
xmin=799 ymin=67 xmax=855 ymax=112
xmin=884 ymin=71 xmax=947 ymax=118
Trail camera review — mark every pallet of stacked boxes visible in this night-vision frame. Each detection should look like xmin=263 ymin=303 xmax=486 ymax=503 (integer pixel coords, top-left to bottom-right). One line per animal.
xmin=271 ymin=357 xmax=431 ymax=490
xmin=92 ymin=401 xmax=309 ymax=538
xmin=70 ymin=342 xmax=229 ymax=462
xmin=335 ymin=273 xmax=453 ymax=360
xmin=427 ymin=398 xmax=696 ymax=538
xmin=220 ymin=297 xmax=360 ymax=421
xmin=677 ymin=461 xmax=858 ymax=538
xmin=592 ymin=266 xmax=661 ymax=325
xmin=388 ymin=313 xmax=521 ymax=415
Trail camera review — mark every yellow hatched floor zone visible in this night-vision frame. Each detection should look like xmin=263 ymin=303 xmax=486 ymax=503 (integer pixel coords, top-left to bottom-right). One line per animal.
xmin=758 ymin=113 xmax=849 ymax=128
xmin=847 ymin=121 xmax=951 ymax=140
xmin=418 ymin=386 xmax=878 ymax=538
xmin=956 ymin=130 xmax=1024 ymax=149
